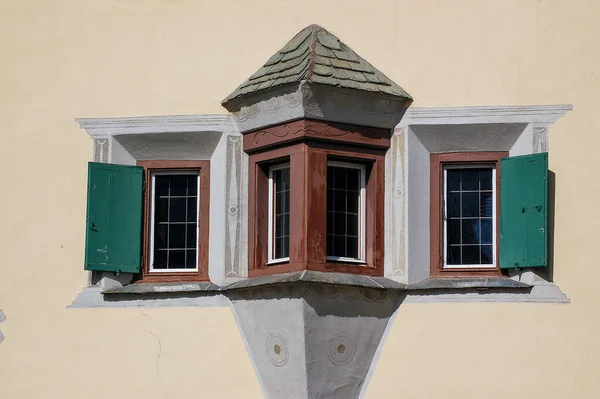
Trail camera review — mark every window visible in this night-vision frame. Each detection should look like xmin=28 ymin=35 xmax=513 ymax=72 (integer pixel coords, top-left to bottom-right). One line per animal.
xmin=83 ymin=160 xmax=210 ymax=282
xmin=150 ymin=172 xmax=200 ymax=271
xmin=326 ymin=161 xmax=366 ymax=262
xmin=430 ymin=152 xmax=505 ymax=277
xmin=443 ymin=166 xmax=495 ymax=268
xmin=139 ymin=160 xmax=210 ymax=282
xmin=268 ymin=164 xmax=290 ymax=263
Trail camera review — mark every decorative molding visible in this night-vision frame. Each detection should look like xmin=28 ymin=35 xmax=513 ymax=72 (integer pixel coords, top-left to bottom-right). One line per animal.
xmin=228 ymin=282 xmax=400 ymax=303
xmin=93 ymin=139 xmax=109 ymax=162
xmin=326 ymin=333 xmax=356 ymax=366
xmin=0 ymin=309 xmax=5 ymax=343
xmin=533 ymin=126 xmax=548 ymax=153
xmin=385 ymin=129 xmax=406 ymax=277
xmin=226 ymin=135 xmax=243 ymax=277
xmin=244 ymin=119 xmax=390 ymax=153
xmin=77 ymin=114 xmax=237 ymax=138
xmin=400 ymin=105 xmax=572 ymax=126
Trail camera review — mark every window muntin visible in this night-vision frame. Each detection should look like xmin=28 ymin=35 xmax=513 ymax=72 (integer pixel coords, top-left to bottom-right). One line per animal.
xmin=268 ymin=164 xmax=290 ymax=263
xmin=443 ymin=166 xmax=496 ymax=268
xmin=150 ymin=172 xmax=200 ymax=271
xmin=326 ymin=161 xmax=366 ymax=262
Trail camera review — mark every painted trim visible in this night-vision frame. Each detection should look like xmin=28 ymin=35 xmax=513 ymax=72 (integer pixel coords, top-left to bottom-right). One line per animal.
xmin=77 ymin=114 xmax=237 ymax=138
xmin=400 ymin=105 xmax=572 ymax=125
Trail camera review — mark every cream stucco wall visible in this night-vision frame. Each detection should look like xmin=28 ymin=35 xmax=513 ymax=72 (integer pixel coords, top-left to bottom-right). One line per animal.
xmin=0 ymin=0 xmax=599 ymax=398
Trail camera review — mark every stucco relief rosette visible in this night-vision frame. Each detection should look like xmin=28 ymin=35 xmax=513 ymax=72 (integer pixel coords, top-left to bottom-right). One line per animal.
xmin=266 ymin=333 xmax=289 ymax=367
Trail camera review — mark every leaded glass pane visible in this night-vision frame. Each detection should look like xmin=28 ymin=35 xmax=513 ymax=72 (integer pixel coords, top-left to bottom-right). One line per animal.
xmin=445 ymin=167 xmax=495 ymax=266
xmin=326 ymin=165 xmax=362 ymax=260
xmin=152 ymin=173 xmax=199 ymax=270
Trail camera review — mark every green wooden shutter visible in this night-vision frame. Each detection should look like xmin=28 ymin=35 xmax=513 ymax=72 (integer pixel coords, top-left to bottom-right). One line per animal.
xmin=84 ymin=162 xmax=144 ymax=274
xmin=500 ymin=153 xmax=548 ymax=268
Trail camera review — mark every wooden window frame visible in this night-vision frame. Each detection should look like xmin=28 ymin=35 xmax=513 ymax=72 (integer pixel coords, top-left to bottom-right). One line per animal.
xmin=137 ymin=160 xmax=210 ymax=282
xmin=430 ymin=152 xmax=507 ymax=277
xmin=248 ymin=141 xmax=385 ymax=277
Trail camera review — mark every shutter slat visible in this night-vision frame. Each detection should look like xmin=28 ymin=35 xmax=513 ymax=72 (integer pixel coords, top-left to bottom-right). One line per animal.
xmin=84 ymin=162 xmax=144 ymax=274
xmin=500 ymin=153 xmax=548 ymax=268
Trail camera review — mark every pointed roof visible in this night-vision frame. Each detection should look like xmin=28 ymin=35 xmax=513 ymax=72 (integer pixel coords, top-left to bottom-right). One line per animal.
xmin=222 ymin=24 xmax=411 ymax=105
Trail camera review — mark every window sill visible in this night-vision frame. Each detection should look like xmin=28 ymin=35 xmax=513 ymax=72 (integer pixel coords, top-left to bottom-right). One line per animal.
xmin=407 ymin=277 xmax=530 ymax=290
xmin=68 ymin=272 xmax=571 ymax=308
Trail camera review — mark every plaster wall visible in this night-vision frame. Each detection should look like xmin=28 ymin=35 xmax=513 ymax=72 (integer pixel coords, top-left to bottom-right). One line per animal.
xmin=1 ymin=1 xmax=599 ymax=398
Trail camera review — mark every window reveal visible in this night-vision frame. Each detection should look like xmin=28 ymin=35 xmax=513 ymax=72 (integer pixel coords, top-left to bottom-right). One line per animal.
xmin=443 ymin=167 xmax=495 ymax=268
xmin=151 ymin=173 xmax=200 ymax=271
xmin=268 ymin=164 xmax=290 ymax=263
xmin=326 ymin=161 xmax=366 ymax=262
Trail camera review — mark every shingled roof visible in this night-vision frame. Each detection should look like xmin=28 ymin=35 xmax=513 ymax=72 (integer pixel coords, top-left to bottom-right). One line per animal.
xmin=222 ymin=24 xmax=411 ymax=105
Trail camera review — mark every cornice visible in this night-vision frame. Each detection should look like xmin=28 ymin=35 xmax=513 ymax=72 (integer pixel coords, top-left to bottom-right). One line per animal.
xmin=76 ymin=114 xmax=237 ymax=138
xmin=400 ymin=104 xmax=573 ymax=126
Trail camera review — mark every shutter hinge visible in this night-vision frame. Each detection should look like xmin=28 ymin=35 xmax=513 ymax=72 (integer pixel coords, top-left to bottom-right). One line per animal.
xmin=142 ymin=179 xmax=146 ymax=194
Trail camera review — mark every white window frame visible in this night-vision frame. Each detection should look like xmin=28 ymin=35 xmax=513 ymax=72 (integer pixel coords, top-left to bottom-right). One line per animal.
xmin=443 ymin=164 xmax=496 ymax=269
xmin=326 ymin=160 xmax=367 ymax=264
xmin=268 ymin=163 xmax=291 ymax=264
xmin=149 ymin=170 xmax=200 ymax=272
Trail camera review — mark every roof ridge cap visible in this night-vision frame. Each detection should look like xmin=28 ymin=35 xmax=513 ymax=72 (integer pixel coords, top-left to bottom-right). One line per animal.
xmin=305 ymin=25 xmax=319 ymax=81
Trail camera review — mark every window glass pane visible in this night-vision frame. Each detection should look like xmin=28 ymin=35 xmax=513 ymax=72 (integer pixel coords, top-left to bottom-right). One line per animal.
xmin=327 ymin=164 xmax=363 ymax=260
xmin=347 ymin=169 xmax=360 ymax=191
xmin=333 ymin=167 xmax=347 ymax=190
xmin=187 ymin=198 xmax=197 ymax=222
xmin=481 ymin=245 xmax=493 ymax=264
xmin=481 ymin=218 xmax=493 ymax=244
xmin=187 ymin=224 xmax=197 ymax=248
xmin=185 ymin=250 xmax=196 ymax=268
xmin=155 ymin=176 xmax=169 ymax=197
xmin=169 ymin=198 xmax=187 ymax=222
xmin=447 ymin=170 xmax=460 ymax=191
xmin=153 ymin=250 xmax=167 ymax=269
xmin=333 ymin=213 xmax=346 ymax=235
xmin=480 ymin=192 xmax=493 ymax=217
xmin=461 ymin=170 xmax=479 ymax=191
xmin=169 ymin=224 xmax=186 ymax=248
xmin=447 ymin=192 xmax=460 ymax=218
xmin=346 ymin=237 xmax=358 ymax=259
xmin=462 ymin=219 xmax=480 ymax=244
xmin=480 ymin=169 xmax=493 ymax=191
xmin=152 ymin=173 xmax=200 ymax=270
xmin=187 ymin=176 xmax=197 ymax=196
xmin=448 ymin=246 xmax=461 ymax=265
xmin=448 ymin=220 xmax=461 ymax=245
xmin=170 ymin=176 xmax=187 ymax=196
xmin=462 ymin=192 xmax=479 ymax=217
xmin=347 ymin=214 xmax=358 ymax=236
xmin=169 ymin=250 xmax=185 ymax=268
xmin=347 ymin=194 xmax=359 ymax=214
xmin=154 ymin=224 xmax=168 ymax=249
xmin=462 ymin=245 xmax=480 ymax=264
xmin=155 ymin=198 xmax=169 ymax=223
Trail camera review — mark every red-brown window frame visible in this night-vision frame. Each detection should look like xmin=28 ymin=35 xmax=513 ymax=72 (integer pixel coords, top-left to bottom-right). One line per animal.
xmin=248 ymin=141 xmax=385 ymax=277
xmin=137 ymin=160 xmax=210 ymax=282
xmin=430 ymin=152 xmax=507 ymax=277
